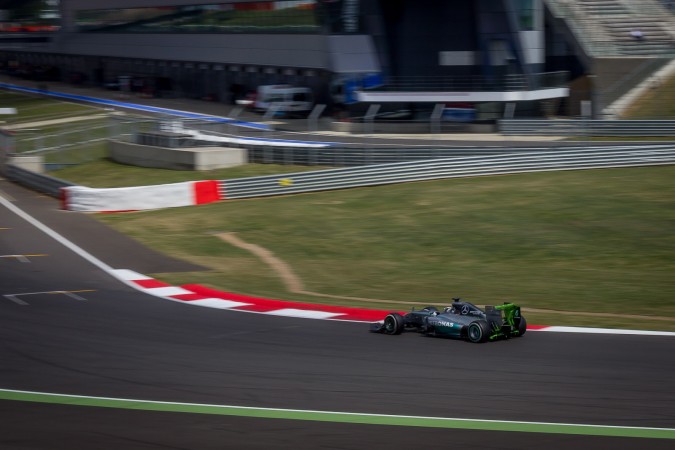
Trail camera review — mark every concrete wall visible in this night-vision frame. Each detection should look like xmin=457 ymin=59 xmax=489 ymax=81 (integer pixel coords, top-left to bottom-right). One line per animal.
xmin=109 ymin=140 xmax=247 ymax=170
xmin=6 ymin=155 xmax=44 ymax=174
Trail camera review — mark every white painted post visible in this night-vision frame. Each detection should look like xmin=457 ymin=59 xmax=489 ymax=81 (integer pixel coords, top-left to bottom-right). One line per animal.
xmin=308 ymin=104 xmax=326 ymax=132
xmin=364 ymin=104 xmax=380 ymax=135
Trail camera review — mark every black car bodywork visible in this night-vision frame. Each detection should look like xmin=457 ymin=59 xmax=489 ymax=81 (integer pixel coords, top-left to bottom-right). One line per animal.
xmin=370 ymin=299 xmax=527 ymax=343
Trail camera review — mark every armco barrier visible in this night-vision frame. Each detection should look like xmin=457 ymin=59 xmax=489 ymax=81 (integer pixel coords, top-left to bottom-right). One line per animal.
xmin=499 ymin=119 xmax=675 ymax=136
xmin=221 ymin=145 xmax=675 ymax=199
xmin=245 ymin=145 xmax=557 ymax=167
xmin=5 ymin=164 xmax=74 ymax=198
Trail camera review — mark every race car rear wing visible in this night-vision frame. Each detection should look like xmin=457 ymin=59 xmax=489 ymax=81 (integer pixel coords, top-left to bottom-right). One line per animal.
xmin=486 ymin=303 xmax=522 ymax=333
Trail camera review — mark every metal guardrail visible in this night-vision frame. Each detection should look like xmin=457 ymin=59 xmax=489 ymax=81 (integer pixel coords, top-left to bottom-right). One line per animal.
xmin=4 ymin=164 xmax=74 ymax=197
xmin=221 ymin=145 xmax=675 ymax=200
xmin=499 ymin=120 xmax=675 ymax=136
xmin=247 ymin=146 xmax=566 ymax=167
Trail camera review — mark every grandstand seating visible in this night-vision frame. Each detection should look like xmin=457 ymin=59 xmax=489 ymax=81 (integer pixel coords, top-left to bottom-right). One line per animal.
xmin=548 ymin=0 xmax=675 ymax=56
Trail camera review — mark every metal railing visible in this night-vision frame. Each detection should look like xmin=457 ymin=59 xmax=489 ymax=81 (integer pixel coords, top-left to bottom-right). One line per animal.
xmin=221 ymin=145 xmax=675 ymax=200
xmin=246 ymin=146 xmax=561 ymax=167
xmin=17 ymin=124 xmax=109 ymax=155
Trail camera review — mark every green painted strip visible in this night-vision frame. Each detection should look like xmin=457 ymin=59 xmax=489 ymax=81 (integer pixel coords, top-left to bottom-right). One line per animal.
xmin=1 ymin=389 xmax=674 ymax=440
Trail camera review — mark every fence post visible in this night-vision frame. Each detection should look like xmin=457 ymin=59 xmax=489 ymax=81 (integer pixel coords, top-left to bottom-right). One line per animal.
xmin=263 ymin=104 xmax=282 ymax=139
xmin=430 ymin=103 xmax=444 ymax=134
xmin=503 ymin=102 xmax=516 ymax=119
xmin=228 ymin=106 xmax=243 ymax=136
xmin=307 ymin=104 xmax=326 ymax=132
xmin=581 ymin=100 xmax=592 ymax=142
xmin=364 ymin=104 xmax=380 ymax=135
xmin=588 ymin=74 xmax=599 ymax=120
xmin=0 ymin=129 xmax=15 ymax=175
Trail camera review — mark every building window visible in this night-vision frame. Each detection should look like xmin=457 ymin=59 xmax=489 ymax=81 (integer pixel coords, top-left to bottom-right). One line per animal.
xmin=515 ymin=0 xmax=535 ymax=31
xmin=316 ymin=0 xmax=362 ymax=34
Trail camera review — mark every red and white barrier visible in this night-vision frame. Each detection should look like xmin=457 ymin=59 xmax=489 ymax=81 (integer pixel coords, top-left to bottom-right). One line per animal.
xmin=61 ymin=180 xmax=222 ymax=212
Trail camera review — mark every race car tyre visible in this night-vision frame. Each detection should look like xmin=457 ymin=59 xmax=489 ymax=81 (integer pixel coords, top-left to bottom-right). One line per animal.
xmin=467 ymin=321 xmax=489 ymax=343
xmin=383 ymin=313 xmax=404 ymax=335
xmin=517 ymin=316 xmax=527 ymax=337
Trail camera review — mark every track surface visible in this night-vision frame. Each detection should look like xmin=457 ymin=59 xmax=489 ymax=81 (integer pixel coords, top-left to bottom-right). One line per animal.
xmin=1 ymin=180 xmax=674 ymax=449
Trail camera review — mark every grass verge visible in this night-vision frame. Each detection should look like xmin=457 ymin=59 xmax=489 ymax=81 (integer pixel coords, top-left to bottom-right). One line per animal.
xmin=623 ymin=72 xmax=675 ymax=119
xmin=53 ymin=159 xmax=328 ymax=187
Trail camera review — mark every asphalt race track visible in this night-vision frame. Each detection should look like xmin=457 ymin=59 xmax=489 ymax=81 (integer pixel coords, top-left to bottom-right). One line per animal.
xmin=1 ymin=179 xmax=674 ymax=449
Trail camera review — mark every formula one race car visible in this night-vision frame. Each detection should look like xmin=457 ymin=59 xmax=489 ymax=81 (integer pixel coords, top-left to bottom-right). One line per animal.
xmin=370 ymin=299 xmax=526 ymax=343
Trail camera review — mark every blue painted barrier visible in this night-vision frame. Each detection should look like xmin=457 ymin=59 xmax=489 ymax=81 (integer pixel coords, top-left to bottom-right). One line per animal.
xmin=0 ymin=82 xmax=268 ymax=129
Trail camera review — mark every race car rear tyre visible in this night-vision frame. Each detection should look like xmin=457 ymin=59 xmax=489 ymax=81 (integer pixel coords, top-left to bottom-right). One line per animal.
xmin=383 ymin=313 xmax=404 ymax=335
xmin=467 ymin=321 xmax=489 ymax=343
xmin=517 ymin=316 xmax=527 ymax=337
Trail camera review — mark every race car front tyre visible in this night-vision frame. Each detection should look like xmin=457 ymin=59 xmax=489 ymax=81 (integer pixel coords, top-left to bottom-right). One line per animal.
xmin=467 ymin=321 xmax=489 ymax=343
xmin=383 ymin=313 xmax=404 ymax=335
